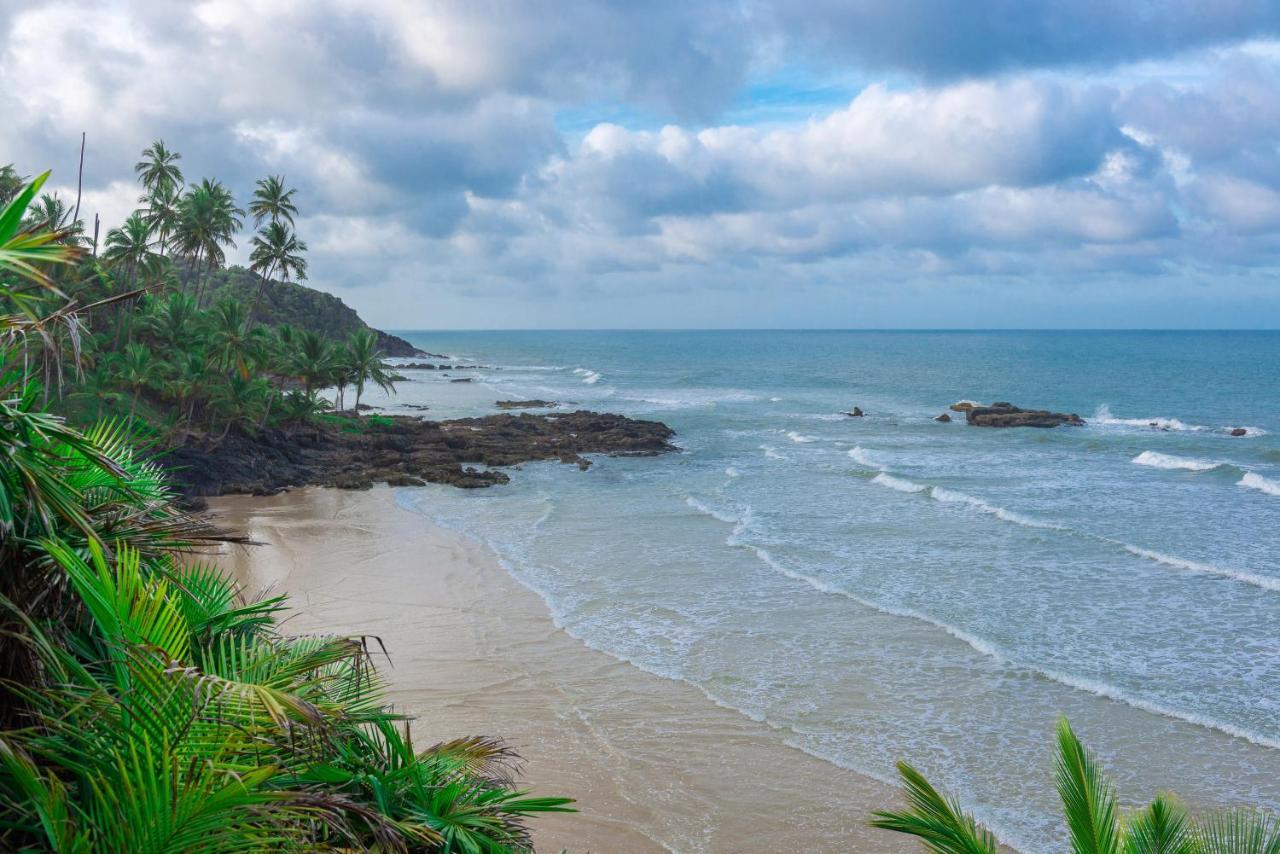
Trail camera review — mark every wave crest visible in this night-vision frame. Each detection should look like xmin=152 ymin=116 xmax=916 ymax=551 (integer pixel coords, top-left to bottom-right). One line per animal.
xmin=1240 ymin=472 xmax=1280 ymax=497
xmin=1132 ymin=451 xmax=1223 ymax=472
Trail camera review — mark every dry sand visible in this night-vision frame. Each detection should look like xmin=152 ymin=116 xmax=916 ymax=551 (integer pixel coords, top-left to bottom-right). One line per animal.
xmin=211 ymin=486 xmax=908 ymax=853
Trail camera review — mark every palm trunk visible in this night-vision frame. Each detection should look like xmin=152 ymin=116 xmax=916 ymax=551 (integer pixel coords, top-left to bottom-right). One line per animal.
xmin=246 ymin=261 xmax=276 ymax=333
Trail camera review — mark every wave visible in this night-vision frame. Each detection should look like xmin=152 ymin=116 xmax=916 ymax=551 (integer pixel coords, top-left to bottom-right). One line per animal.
xmin=724 ymin=466 xmax=741 ymax=478
xmin=685 ymin=496 xmax=743 ymax=528
xmin=759 ymin=444 xmax=787 ymax=461
xmin=1132 ymin=451 xmax=1224 ymax=472
xmin=1122 ymin=545 xmax=1280 ymax=593
xmin=871 ymin=473 xmax=927 ymax=494
xmin=1093 ymin=405 xmax=1266 ymax=437
xmin=930 ymin=487 xmax=1064 ymax=530
xmin=728 ymin=536 xmax=1280 ymax=751
xmin=571 ymin=368 xmax=602 ymax=384
xmin=1240 ymin=472 xmax=1280 ymax=497
xmin=785 ymin=431 xmax=818 ymax=443
xmin=846 ymin=446 xmax=884 ymax=470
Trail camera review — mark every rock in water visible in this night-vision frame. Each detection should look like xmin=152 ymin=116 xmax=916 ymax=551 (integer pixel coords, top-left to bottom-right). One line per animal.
xmin=964 ymin=402 xmax=1085 ymax=428
xmin=949 ymin=401 xmax=977 ymax=412
xmin=935 ymin=413 xmax=952 ymax=422
xmin=496 ymin=400 xmax=558 ymax=410
xmin=1230 ymin=427 xmax=1248 ymax=437
xmin=845 ymin=407 xmax=865 ymax=417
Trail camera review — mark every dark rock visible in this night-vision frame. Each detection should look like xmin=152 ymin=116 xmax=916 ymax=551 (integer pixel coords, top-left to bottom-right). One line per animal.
xmin=450 ymin=378 xmax=473 ymax=383
xmin=161 ymin=410 xmax=677 ymax=501
xmin=1230 ymin=427 xmax=1248 ymax=437
xmin=949 ymin=401 xmax=977 ymax=412
xmin=845 ymin=407 xmax=865 ymax=417
xmin=384 ymin=474 xmax=426 ymax=486
xmin=399 ymin=403 xmax=430 ymax=410
xmin=965 ymin=402 xmax=1085 ymax=428
xmin=397 ymin=363 xmax=438 ymax=370
xmin=496 ymin=400 xmax=558 ymax=410
xmin=935 ymin=413 xmax=952 ymax=422
xmin=356 ymin=403 xmax=376 ymax=411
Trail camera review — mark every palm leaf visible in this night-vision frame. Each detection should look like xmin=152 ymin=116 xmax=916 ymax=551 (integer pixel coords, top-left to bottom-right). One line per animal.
xmin=1056 ymin=718 xmax=1121 ymax=854
xmin=871 ymin=761 xmax=999 ymax=854
xmin=1194 ymin=809 xmax=1280 ymax=854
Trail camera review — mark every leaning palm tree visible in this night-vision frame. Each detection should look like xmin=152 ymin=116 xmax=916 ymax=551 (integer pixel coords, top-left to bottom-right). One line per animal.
xmin=248 ymin=175 xmax=298 ymax=227
xmin=134 ymin=139 xmax=183 ymax=196
xmin=246 ymin=220 xmax=307 ymax=331
xmin=345 ymin=328 xmax=396 ymax=410
xmin=872 ymin=718 xmax=1280 ymax=853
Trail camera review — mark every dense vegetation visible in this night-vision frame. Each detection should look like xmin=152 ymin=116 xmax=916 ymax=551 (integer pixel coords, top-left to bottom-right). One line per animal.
xmin=2 ymin=144 xmax=403 ymax=446
xmin=0 ymin=161 xmax=571 ymax=849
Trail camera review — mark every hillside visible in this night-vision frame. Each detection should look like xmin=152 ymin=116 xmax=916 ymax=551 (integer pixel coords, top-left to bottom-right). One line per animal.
xmin=202 ymin=266 xmax=425 ymax=356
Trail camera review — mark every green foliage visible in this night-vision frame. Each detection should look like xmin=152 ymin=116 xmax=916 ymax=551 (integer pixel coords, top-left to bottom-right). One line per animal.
xmin=0 ymin=159 xmax=571 ymax=850
xmin=874 ymin=718 xmax=1279 ymax=853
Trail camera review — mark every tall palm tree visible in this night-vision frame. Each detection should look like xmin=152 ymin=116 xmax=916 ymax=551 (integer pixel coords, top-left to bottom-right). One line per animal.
xmin=134 ymin=140 xmax=184 ymax=196
xmin=103 ymin=213 xmax=162 ymax=347
xmin=246 ymin=220 xmax=307 ymax=331
xmin=24 ymin=192 xmax=85 ymax=247
xmin=248 ymin=175 xmax=298 ymax=227
xmin=140 ymin=291 xmax=198 ymax=351
xmin=206 ymin=297 xmax=263 ymax=380
xmin=872 ymin=718 xmax=1280 ymax=853
xmin=208 ymin=373 xmax=269 ymax=439
xmin=142 ymin=180 xmax=182 ymax=257
xmin=175 ymin=178 xmax=243 ymax=307
xmin=290 ymin=329 xmax=335 ymax=402
xmin=345 ymin=328 xmax=396 ymax=410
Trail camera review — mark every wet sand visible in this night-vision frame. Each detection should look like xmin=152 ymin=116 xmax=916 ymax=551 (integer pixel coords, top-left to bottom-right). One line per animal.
xmin=211 ymin=487 xmax=908 ymax=852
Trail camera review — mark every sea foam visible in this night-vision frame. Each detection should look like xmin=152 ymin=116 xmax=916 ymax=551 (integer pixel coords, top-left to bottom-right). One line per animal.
xmin=929 ymin=487 xmax=1063 ymax=530
xmin=1240 ymin=472 xmax=1280 ymax=497
xmin=1122 ymin=545 xmax=1280 ymax=592
xmin=1132 ymin=451 xmax=1223 ymax=472
xmin=871 ymin=473 xmax=927 ymax=493
xmin=785 ymin=431 xmax=818 ymax=443
xmin=846 ymin=446 xmax=883 ymax=469
xmin=1094 ymin=405 xmax=1265 ymax=436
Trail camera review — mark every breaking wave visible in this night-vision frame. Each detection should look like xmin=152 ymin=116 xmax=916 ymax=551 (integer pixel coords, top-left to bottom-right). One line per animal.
xmin=1240 ymin=472 xmax=1280 ymax=497
xmin=1132 ymin=451 xmax=1224 ymax=472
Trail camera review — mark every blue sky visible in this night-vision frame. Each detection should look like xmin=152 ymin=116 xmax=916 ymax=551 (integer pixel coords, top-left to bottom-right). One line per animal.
xmin=3 ymin=1 xmax=1280 ymax=328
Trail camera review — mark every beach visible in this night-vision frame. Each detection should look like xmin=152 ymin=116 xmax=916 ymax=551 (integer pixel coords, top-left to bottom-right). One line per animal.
xmin=211 ymin=486 xmax=907 ymax=852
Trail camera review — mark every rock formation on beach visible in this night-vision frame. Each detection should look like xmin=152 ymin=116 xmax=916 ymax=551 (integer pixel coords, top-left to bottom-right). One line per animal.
xmin=165 ymin=410 xmax=677 ymax=501
xmin=496 ymin=400 xmax=559 ymax=409
xmin=964 ymin=401 xmax=1085 ymax=428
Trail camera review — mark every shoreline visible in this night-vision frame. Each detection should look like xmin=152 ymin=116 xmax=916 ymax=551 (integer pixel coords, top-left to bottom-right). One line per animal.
xmin=210 ymin=486 xmax=908 ymax=852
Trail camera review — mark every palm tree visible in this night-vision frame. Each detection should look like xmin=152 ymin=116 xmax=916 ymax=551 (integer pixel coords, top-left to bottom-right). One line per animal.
xmin=103 ymin=213 xmax=162 ymax=347
xmin=115 ymin=342 xmax=162 ymax=425
xmin=206 ymin=297 xmax=263 ymax=379
xmin=290 ymin=329 xmax=335 ymax=401
xmin=23 ymin=192 xmax=85 ymax=247
xmin=140 ymin=291 xmax=198 ymax=351
xmin=345 ymin=328 xmax=396 ymax=409
xmin=66 ymin=360 xmax=122 ymax=421
xmin=248 ymin=175 xmax=298 ymax=227
xmin=246 ymin=220 xmax=307 ymax=331
xmin=164 ymin=348 xmax=211 ymax=438
xmin=208 ymin=373 xmax=269 ymax=439
xmin=0 ymin=172 xmax=83 ymax=307
xmin=174 ymin=178 xmax=243 ymax=307
xmin=872 ymin=718 xmax=1280 ymax=852
xmin=134 ymin=140 xmax=183 ymax=196
xmin=142 ymin=180 xmax=182 ymax=257
xmin=0 ymin=164 xmax=25 ymax=207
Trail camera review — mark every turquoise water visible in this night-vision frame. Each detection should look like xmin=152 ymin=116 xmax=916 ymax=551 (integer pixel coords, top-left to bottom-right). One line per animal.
xmin=371 ymin=331 xmax=1280 ymax=851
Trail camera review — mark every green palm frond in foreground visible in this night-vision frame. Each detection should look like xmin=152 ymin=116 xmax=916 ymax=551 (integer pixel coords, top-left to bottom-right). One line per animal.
xmin=874 ymin=718 xmax=1278 ymax=853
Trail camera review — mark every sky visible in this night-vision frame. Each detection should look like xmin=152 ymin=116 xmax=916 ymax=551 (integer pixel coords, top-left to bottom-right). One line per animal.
xmin=3 ymin=1 xmax=1280 ymax=329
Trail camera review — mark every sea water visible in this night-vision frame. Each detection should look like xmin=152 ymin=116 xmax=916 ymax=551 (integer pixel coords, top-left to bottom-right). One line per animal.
xmin=363 ymin=331 xmax=1280 ymax=851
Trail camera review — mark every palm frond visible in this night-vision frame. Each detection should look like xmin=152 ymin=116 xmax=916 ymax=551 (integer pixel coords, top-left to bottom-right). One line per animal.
xmin=871 ymin=761 xmax=999 ymax=854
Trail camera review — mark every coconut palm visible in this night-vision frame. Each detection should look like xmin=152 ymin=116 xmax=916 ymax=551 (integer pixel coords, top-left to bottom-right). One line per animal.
xmin=345 ymin=328 xmax=396 ymax=410
xmin=246 ymin=220 xmax=307 ymax=331
xmin=174 ymin=179 xmax=243 ymax=307
xmin=248 ymin=175 xmax=298 ymax=227
xmin=290 ymin=329 xmax=336 ymax=402
xmin=0 ymin=172 xmax=83 ymax=312
xmin=23 ymin=192 xmax=84 ymax=248
xmin=872 ymin=718 xmax=1280 ymax=853
xmin=142 ymin=180 xmax=183 ymax=256
xmin=103 ymin=213 xmax=160 ymax=288
xmin=208 ymin=373 xmax=269 ymax=439
xmin=206 ymin=297 xmax=263 ymax=379
xmin=140 ymin=291 xmax=199 ymax=351
xmin=0 ymin=164 xmax=25 ymax=207
xmin=134 ymin=139 xmax=184 ymax=196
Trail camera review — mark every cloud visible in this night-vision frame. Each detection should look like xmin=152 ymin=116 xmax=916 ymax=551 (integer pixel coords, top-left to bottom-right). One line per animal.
xmin=0 ymin=1 xmax=1278 ymax=326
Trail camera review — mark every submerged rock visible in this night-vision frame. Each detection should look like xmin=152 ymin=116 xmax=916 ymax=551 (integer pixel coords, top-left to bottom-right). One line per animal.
xmin=1230 ymin=427 xmax=1248 ymax=437
xmin=845 ymin=407 xmax=865 ymax=417
xmin=935 ymin=413 xmax=952 ymax=422
xmin=965 ymin=402 xmax=1085 ymax=428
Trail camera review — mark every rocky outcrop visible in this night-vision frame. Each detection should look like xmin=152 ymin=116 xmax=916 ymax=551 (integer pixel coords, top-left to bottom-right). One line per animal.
xmin=935 ymin=413 xmax=952 ymax=422
xmin=163 ymin=410 xmax=677 ymax=499
xmin=845 ymin=407 xmax=865 ymax=417
xmin=964 ymin=402 xmax=1085 ymax=428
xmin=495 ymin=400 xmax=558 ymax=410
xmin=949 ymin=401 xmax=977 ymax=412
xmin=1230 ymin=427 xmax=1248 ymax=437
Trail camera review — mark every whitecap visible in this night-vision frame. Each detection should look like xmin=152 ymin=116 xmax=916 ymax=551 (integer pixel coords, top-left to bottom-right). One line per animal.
xmin=1123 ymin=545 xmax=1280 ymax=592
xmin=930 ymin=487 xmax=1063 ymax=530
xmin=685 ymin=496 xmax=740 ymax=526
xmin=1132 ymin=451 xmax=1223 ymax=472
xmin=1094 ymin=405 xmax=1266 ymax=436
xmin=1239 ymin=472 xmax=1280 ymax=497
xmin=759 ymin=444 xmax=787 ymax=461
xmin=724 ymin=466 xmax=741 ymax=478
xmin=786 ymin=431 xmax=818 ymax=443
xmin=846 ymin=446 xmax=884 ymax=470
xmin=870 ymin=473 xmax=927 ymax=493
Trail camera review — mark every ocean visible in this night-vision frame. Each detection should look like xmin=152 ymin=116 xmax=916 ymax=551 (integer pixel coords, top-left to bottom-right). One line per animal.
xmin=363 ymin=330 xmax=1280 ymax=851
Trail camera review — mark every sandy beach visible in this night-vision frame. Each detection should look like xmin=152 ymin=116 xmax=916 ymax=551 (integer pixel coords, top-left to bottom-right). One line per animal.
xmin=211 ymin=486 xmax=907 ymax=853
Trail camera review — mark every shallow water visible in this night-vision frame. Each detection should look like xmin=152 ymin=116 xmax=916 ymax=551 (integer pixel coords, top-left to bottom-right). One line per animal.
xmin=362 ymin=330 xmax=1280 ymax=851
